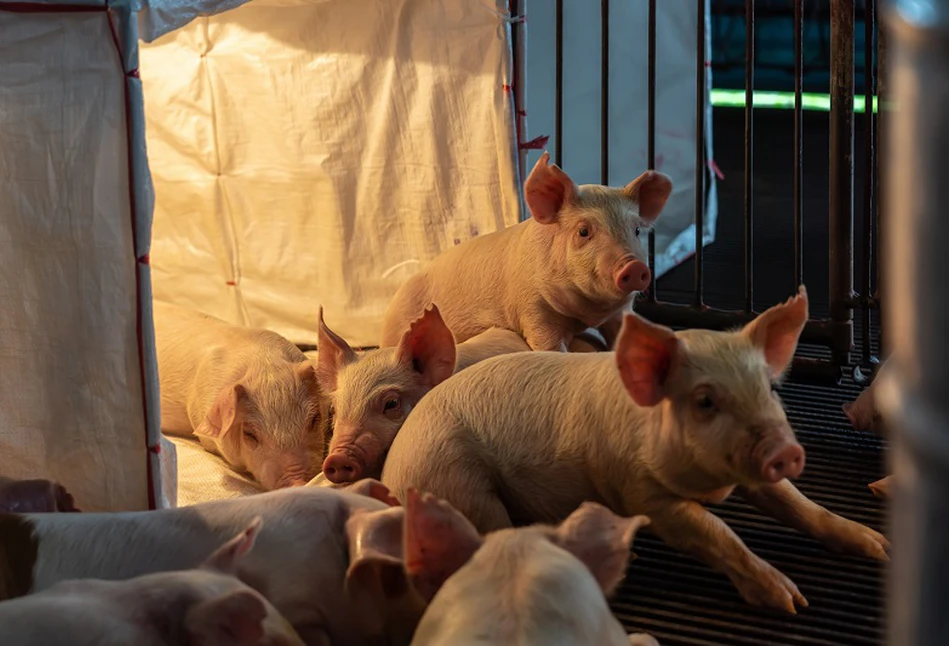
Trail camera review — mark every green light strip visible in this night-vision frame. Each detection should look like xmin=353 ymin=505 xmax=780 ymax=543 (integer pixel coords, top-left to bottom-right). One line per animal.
xmin=710 ymin=89 xmax=888 ymax=113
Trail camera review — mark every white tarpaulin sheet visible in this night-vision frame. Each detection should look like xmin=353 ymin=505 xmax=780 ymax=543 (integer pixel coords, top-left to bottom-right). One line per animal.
xmin=141 ymin=0 xmax=522 ymax=347
xmin=0 ymin=5 xmax=161 ymax=512
xmin=524 ymin=0 xmax=717 ymax=278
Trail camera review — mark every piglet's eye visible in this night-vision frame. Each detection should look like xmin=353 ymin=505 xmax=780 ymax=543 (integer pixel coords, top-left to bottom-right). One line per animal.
xmin=578 ymin=227 xmax=590 ymax=238
xmin=635 ymin=227 xmax=642 ymax=236
xmin=384 ymin=398 xmax=399 ymax=411
xmin=243 ymin=429 xmax=260 ymax=448
xmin=696 ymin=395 xmax=716 ymax=410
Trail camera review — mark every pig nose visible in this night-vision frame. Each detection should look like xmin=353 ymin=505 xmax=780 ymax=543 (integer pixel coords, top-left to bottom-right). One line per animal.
xmin=761 ymin=444 xmax=806 ymax=483
xmin=615 ymin=259 xmax=651 ymax=293
xmin=322 ymin=452 xmax=363 ymax=484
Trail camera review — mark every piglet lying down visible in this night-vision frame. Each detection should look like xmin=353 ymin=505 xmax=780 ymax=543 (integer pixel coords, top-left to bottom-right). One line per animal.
xmin=383 ymin=287 xmax=890 ymax=613
xmin=0 ymin=482 xmax=420 ymax=646
xmin=0 ymin=518 xmax=304 ymax=646
xmin=404 ymin=490 xmax=658 ymax=646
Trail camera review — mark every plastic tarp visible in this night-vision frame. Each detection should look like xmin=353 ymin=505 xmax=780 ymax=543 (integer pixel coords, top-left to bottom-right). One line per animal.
xmin=524 ymin=0 xmax=717 ymax=278
xmin=0 ymin=3 xmax=162 ymax=512
xmin=140 ymin=0 xmax=522 ymax=348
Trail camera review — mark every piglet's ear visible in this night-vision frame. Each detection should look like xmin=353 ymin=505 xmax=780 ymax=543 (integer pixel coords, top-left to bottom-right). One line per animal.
xmin=195 ymin=383 xmax=246 ymax=440
xmin=524 ymin=151 xmax=579 ymax=224
xmin=203 ymin=516 xmax=263 ymax=575
xmin=551 ymin=502 xmax=650 ymax=596
xmin=741 ymin=285 xmax=809 ymax=379
xmin=317 ymin=306 xmax=359 ymax=393
xmin=623 ymin=170 xmax=673 ymax=225
xmin=395 ymin=304 xmax=457 ymax=390
xmin=404 ymin=488 xmax=483 ymax=602
xmin=185 ymin=589 xmax=267 ymax=646
xmin=615 ymin=313 xmax=680 ymax=407
xmin=344 ymin=507 xmax=408 ymax=602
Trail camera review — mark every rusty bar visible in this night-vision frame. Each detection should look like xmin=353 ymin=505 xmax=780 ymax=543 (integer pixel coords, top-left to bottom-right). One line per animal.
xmin=555 ymin=0 xmax=564 ymax=166
xmin=744 ymin=0 xmax=755 ymax=312
xmin=860 ymin=0 xmax=877 ymax=367
xmin=694 ymin=0 xmax=706 ymax=308
xmin=881 ymin=1 xmax=949 ymax=644
xmin=828 ymin=0 xmax=855 ymax=367
xmin=601 ymin=0 xmax=609 ymax=185
xmin=793 ymin=0 xmax=804 ymax=289
xmin=647 ymin=0 xmax=658 ymax=302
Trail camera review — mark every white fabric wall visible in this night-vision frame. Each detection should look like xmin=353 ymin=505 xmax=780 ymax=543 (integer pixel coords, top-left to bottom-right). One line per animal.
xmin=523 ymin=0 xmax=717 ymax=278
xmin=140 ymin=0 xmax=522 ymax=347
xmin=0 ymin=5 xmax=159 ymax=512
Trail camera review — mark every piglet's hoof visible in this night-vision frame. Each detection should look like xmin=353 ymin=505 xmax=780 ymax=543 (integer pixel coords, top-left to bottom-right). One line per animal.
xmin=0 ymin=477 xmax=81 ymax=513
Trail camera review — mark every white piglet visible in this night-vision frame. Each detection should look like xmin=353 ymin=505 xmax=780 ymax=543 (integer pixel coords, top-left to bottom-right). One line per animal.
xmin=381 ymin=152 xmax=672 ymax=352
xmin=404 ymin=490 xmax=658 ymax=646
xmin=317 ymin=305 xmax=529 ymax=484
xmin=0 ymin=518 xmax=305 ymax=646
xmin=154 ymin=301 xmax=323 ymax=489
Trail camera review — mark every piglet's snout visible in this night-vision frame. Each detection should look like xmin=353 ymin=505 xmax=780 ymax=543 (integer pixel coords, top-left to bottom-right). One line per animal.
xmin=614 ymin=259 xmax=651 ymax=293
xmin=753 ymin=435 xmax=806 ymax=483
xmin=322 ymin=451 xmax=363 ymax=484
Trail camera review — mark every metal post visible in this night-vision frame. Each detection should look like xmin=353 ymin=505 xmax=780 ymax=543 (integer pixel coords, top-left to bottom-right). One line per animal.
xmin=646 ymin=0 xmax=658 ymax=302
xmin=554 ymin=0 xmax=564 ymax=167
xmin=793 ymin=0 xmax=804 ymax=290
xmin=510 ymin=0 xmax=528 ymax=186
xmin=601 ymin=0 xmax=610 ymax=185
xmin=828 ymin=0 xmax=855 ymax=367
xmin=881 ymin=1 xmax=949 ymax=644
xmin=861 ymin=0 xmax=878 ymax=369
xmin=744 ymin=0 xmax=755 ymax=313
xmin=694 ymin=0 xmax=707 ymax=308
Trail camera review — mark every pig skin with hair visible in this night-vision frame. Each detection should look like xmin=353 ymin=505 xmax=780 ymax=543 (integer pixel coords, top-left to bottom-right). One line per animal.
xmin=317 ymin=305 xmax=530 ymax=484
xmin=0 ymin=518 xmax=305 ymax=646
xmin=0 ymin=482 xmax=423 ymax=646
xmin=404 ymin=490 xmax=658 ymax=646
xmin=382 ymin=287 xmax=890 ymax=613
xmin=380 ymin=152 xmax=672 ymax=352
xmin=154 ymin=301 xmax=324 ymax=490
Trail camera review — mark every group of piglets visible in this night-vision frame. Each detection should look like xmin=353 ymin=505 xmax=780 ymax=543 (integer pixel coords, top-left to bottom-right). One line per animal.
xmin=0 ymin=153 xmax=891 ymax=644
xmin=0 ymin=475 xmax=655 ymax=645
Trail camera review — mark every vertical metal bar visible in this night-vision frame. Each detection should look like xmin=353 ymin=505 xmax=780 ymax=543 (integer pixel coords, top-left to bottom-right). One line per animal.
xmin=647 ymin=0 xmax=657 ymax=303
xmin=601 ymin=0 xmax=609 ymax=185
xmin=510 ymin=0 xmax=528 ymax=186
xmin=744 ymin=0 xmax=754 ymax=312
xmin=875 ymin=13 xmax=887 ymax=359
xmin=694 ymin=0 xmax=706 ymax=308
xmin=793 ymin=0 xmax=804 ymax=289
xmin=882 ymin=2 xmax=949 ymax=644
xmin=861 ymin=0 xmax=876 ymax=367
xmin=828 ymin=0 xmax=855 ymax=367
xmin=555 ymin=0 xmax=564 ymax=167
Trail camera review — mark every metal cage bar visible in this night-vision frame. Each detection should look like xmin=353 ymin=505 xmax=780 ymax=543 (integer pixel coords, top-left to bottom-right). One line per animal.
xmin=601 ymin=0 xmax=610 ymax=186
xmin=743 ymin=0 xmax=754 ymax=313
xmin=793 ymin=0 xmax=804 ymax=290
xmin=693 ymin=0 xmax=707 ymax=309
xmin=646 ymin=0 xmax=658 ymax=303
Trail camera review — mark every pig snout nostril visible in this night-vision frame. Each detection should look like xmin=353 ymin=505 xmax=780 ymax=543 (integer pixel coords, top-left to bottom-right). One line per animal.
xmin=321 ymin=453 xmax=362 ymax=484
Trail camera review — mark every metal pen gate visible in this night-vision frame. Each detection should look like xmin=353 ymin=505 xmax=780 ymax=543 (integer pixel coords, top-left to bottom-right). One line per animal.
xmin=509 ymin=0 xmax=885 ymax=385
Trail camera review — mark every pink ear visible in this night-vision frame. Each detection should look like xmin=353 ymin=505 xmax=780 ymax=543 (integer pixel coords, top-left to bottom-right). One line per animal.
xmin=317 ymin=306 xmax=358 ymax=393
xmin=203 ymin=517 xmax=263 ymax=574
xmin=185 ymin=589 xmax=267 ymax=646
xmin=623 ymin=170 xmax=673 ymax=225
xmin=551 ymin=502 xmax=650 ymax=596
xmin=741 ymin=286 xmax=809 ymax=379
xmin=615 ymin=313 xmax=680 ymax=407
xmin=195 ymin=383 xmax=246 ymax=440
xmin=344 ymin=507 xmax=408 ymax=600
xmin=395 ymin=304 xmax=457 ymax=389
xmin=524 ymin=151 xmax=579 ymax=224
xmin=404 ymin=488 xmax=483 ymax=602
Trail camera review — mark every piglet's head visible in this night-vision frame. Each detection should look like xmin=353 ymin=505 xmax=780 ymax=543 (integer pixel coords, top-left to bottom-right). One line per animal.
xmin=615 ymin=286 xmax=810 ymax=487
xmin=194 ymin=359 xmax=323 ymax=491
xmin=524 ymin=151 xmax=672 ymax=316
xmin=318 ymin=305 xmax=456 ymax=484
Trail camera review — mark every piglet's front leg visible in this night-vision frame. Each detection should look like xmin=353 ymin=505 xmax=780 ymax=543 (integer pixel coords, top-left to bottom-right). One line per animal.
xmin=646 ymin=499 xmax=808 ymax=613
xmin=738 ymin=480 xmax=890 ymax=561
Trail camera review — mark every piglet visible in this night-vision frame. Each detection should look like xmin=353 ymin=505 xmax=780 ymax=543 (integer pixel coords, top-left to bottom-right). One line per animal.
xmin=317 ymin=305 xmax=529 ymax=484
xmin=382 ymin=286 xmax=890 ymax=613
xmin=0 ymin=518 xmax=305 ymax=646
xmin=405 ymin=490 xmax=657 ymax=646
xmin=0 ymin=475 xmax=79 ymax=513
xmin=0 ymin=481 xmax=420 ymax=645
xmin=154 ymin=301 xmax=323 ymax=490
xmin=842 ymin=359 xmax=891 ymax=437
xmin=381 ymin=152 xmax=672 ymax=352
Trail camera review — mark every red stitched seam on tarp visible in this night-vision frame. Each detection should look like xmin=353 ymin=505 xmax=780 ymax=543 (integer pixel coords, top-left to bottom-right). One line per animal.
xmin=137 ymin=253 xmax=150 ymax=265
xmin=104 ymin=4 xmax=159 ymax=512
xmin=225 ymin=280 xmax=236 ymax=286
xmin=148 ymin=444 xmax=161 ymax=455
